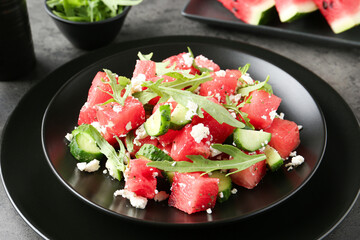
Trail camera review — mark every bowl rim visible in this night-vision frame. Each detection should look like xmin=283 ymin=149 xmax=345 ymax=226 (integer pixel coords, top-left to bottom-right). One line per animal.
xmin=44 ymin=0 xmax=131 ymax=25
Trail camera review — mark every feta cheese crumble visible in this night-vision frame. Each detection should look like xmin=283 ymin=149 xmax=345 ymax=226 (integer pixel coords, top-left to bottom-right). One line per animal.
xmin=114 ymin=189 xmax=148 ymax=209
xmin=190 ymin=123 xmax=210 ymax=143
xmin=206 ymin=208 xmax=212 ymax=214
xmin=131 ymin=73 xmax=146 ymax=93
xmin=65 ymin=133 xmax=73 ymax=142
xmin=285 ymin=154 xmax=305 ymax=171
xmin=113 ymin=105 xmax=123 ymax=113
xmin=77 ymin=159 xmax=101 ymax=172
xmin=133 ymin=124 xmax=148 ymax=146
xmin=210 ymin=145 xmax=222 ymax=157
xmin=182 ymin=52 xmax=194 ymax=67
xmin=185 ymin=101 xmax=198 ymax=120
xmin=241 ymin=73 xmax=254 ymax=85
xmin=215 ymin=70 xmax=226 ymax=77
xmin=125 ymin=122 xmax=132 ymax=131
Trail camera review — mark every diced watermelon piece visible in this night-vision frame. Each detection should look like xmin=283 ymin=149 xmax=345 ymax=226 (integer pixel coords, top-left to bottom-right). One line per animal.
xmin=230 ymin=159 xmax=267 ymax=189
xmin=194 ymin=55 xmax=221 ymax=72
xmin=168 ymin=172 xmax=219 ymax=214
xmin=199 ymin=70 xmax=239 ymax=104
xmin=192 ymin=97 xmax=235 ymax=143
xmin=95 ymin=96 xmax=145 ymax=143
xmin=132 ymin=60 xmax=156 ymax=79
xmin=125 ymin=159 xmax=161 ymax=199
xmin=170 ymin=124 xmax=211 ymax=162
xmin=157 ymin=129 xmax=179 ymax=146
xmin=274 ymin=0 xmax=318 ymax=22
xmin=313 ymin=0 xmax=360 ymax=33
xmin=240 ymin=90 xmax=282 ymax=130
xmin=217 ymin=0 xmax=276 ymax=25
xmin=87 ymin=71 xmax=114 ymax=106
xmin=163 ymin=52 xmax=200 ymax=75
xmin=157 ymin=143 xmax=173 ymax=155
xmin=264 ymin=118 xmax=300 ymax=158
xmin=78 ymin=102 xmax=97 ymax=125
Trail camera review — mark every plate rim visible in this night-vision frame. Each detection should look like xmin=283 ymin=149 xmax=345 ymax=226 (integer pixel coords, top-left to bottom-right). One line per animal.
xmin=41 ymin=36 xmax=326 ymax=225
xmin=1 ymin=35 xmax=358 ymax=239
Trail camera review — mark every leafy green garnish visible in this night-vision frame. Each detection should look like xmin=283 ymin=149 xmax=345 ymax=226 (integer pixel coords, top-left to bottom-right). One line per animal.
xmin=100 ymin=69 xmax=131 ymax=106
xmin=239 ymin=63 xmax=250 ymax=75
xmin=46 ymin=0 xmax=142 ymax=22
xmin=224 ymin=95 xmax=254 ymax=129
xmin=137 ymin=52 xmax=153 ymax=61
xmin=87 ymin=124 xmax=126 ymax=180
xmin=156 ymin=86 xmax=245 ymax=128
xmin=147 ymin=144 xmax=266 ymax=176
xmin=237 ymin=75 xmax=270 ymax=97
xmin=125 ymin=129 xmax=135 ymax=153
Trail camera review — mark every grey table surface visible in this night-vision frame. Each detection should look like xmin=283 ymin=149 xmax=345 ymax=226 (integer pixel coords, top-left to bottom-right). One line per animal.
xmin=1 ymin=0 xmax=359 ymax=239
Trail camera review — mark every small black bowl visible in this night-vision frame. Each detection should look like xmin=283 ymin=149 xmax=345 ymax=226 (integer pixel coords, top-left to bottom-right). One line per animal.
xmin=44 ymin=1 xmax=131 ymax=50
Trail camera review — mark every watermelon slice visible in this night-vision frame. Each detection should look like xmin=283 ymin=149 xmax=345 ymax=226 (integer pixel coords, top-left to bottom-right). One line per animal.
xmin=275 ymin=0 xmax=318 ymax=22
xmin=230 ymin=159 xmax=267 ymax=189
xmin=168 ymin=172 xmax=219 ymax=214
xmin=313 ymin=0 xmax=360 ymax=33
xmin=217 ymin=0 xmax=276 ymax=25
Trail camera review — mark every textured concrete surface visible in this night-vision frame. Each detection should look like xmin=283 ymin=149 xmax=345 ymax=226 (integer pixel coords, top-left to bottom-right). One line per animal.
xmin=0 ymin=0 xmax=359 ymax=239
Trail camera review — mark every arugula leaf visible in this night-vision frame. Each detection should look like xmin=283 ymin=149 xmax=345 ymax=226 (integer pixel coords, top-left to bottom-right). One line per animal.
xmin=137 ymin=51 xmax=153 ymax=61
xmin=157 ymin=86 xmax=245 ymax=128
xmin=224 ymin=96 xmax=254 ymax=129
xmin=237 ymin=75 xmax=270 ymax=97
xmin=239 ymin=63 xmax=250 ymax=75
xmin=147 ymin=144 xmax=266 ymax=175
xmin=46 ymin=0 xmax=142 ymax=22
xmin=162 ymin=72 xmax=212 ymax=92
xmin=125 ymin=130 xmax=135 ymax=153
xmin=87 ymin=125 xmax=125 ymax=179
xmin=132 ymin=90 xmax=158 ymax=105
xmin=100 ymin=69 xmax=130 ymax=106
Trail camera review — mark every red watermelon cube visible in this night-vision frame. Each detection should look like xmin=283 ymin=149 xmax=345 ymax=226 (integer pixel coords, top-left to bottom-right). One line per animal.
xmin=199 ymin=70 xmax=240 ymax=103
xmin=132 ymin=60 xmax=156 ymax=79
xmin=194 ymin=55 xmax=221 ymax=72
xmin=125 ymin=159 xmax=161 ymax=199
xmin=163 ymin=52 xmax=200 ymax=75
xmin=240 ymin=90 xmax=282 ymax=130
xmin=230 ymin=159 xmax=267 ymax=189
xmin=95 ymin=96 xmax=145 ymax=143
xmin=170 ymin=124 xmax=211 ymax=162
xmin=265 ymin=118 xmax=300 ymax=158
xmin=168 ymin=172 xmax=219 ymax=214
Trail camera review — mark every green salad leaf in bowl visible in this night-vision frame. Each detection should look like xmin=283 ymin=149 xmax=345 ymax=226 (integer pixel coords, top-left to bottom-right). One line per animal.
xmin=46 ymin=0 xmax=142 ymax=22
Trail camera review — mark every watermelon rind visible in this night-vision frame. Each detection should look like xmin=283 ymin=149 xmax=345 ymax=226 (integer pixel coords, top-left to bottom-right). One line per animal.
xmin=277 ymin=1 xmax=318 ymax=22
xmin=248 ymin=0 xmax=276 ymax=25
xmin=331 ymin=16 xmax=356 ymax=34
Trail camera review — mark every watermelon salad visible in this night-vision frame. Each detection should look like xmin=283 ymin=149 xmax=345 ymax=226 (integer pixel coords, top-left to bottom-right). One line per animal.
xmin=217 ymin=0 xmax=360 ymax=34
xmin=65 ymin=49 xmax=304 ymax=214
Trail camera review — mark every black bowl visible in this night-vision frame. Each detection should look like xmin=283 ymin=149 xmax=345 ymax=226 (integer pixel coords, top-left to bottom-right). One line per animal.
xmin=42 ymin=39 xmax=326 ymax=225
xmin=44 ymin=1 xmax=130 ymax=50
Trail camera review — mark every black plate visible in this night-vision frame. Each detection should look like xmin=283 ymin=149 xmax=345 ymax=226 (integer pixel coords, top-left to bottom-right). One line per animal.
xmin=41 ymin=37 xmax=325 ymax=224
xmin=1 ymin=36 xmax=359 ymax=239
xmin=182 ymin=0 xmax=360 ymax=48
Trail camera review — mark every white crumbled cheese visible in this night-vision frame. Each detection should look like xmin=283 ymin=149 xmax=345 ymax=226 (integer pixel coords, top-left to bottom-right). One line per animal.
xmin=77 ymin=159 xmax=101 ymax=173
xmin=242 ymin=73 xmax=254 ymax=85
xmin=289 ymin=151 xmax=297 ymax=157
xmin=269 ymin=110 xmax=277 ymax=121
xmin=105 ymin=160 xmax=116 ymax=178
xmin=182 ymin=52 xmax=194 ymax=67
xmin=215 ymin=70 xmax=226 ymax=77
xmin=230 ymin=111 xmax=237 ymax=119
xmin=91 ymin=121 xmax=106 ymax=134
xmin=190 ymin=123 xmax=210 ymax=143
xmin=206 ymin=208 xmax=212 ymax=214
xmin=131 ymin=73 xmax=146 ymax=93
xmin=279 ymin=112 xmax=285 ymax=119
xmin=178 ymin=183 xmax=187 ymax=188
xmin=219 ymin=192 xmax=224 ymax=198
xmin=113 ymin=105 xmax=123 ymax=113
xmin=65 ymin=133 xmax=73 ymax=142
xmin=231 ymin=188 xmax=238 ymax=194
xmin=193 ymin=86 xmax=201 ymax=94
xmin=153 ymin=171 xmax=159 ymax=177
xmin=103 ymin=169 xmax=108 ymax=174
xmin=229 ymin=93 xmax=242 ymax=103
xmin=298 ymin=125 xmax=303 ymax=130
xmin=285 ymin=154 xmax=305 ymax=171
xmin=171 ymin=161 xmax=177 ymax=167
xmin=188 ymin=201 xmax=192 ymax=206
xmin=261 ymin=115 xmax=267 ymax=120
xmin=210 ymin=146 xmax=222 ymax=157
xmin=185 ymin=101 xmax=198 ymax=120
xmin=154 ymin=191 xmax=169 ymax=202
xmin=125 ymin=122 xmax=132 ymax=131
xmin=114 ymin=189 xmax=148 ymax=209
xmin=133 ymin=124 xmax=148 ymax=146
xmin=214 ymin=93 xmax=221 ymax=102
xmin=106 ymin=121 xmax=114 ymax=129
